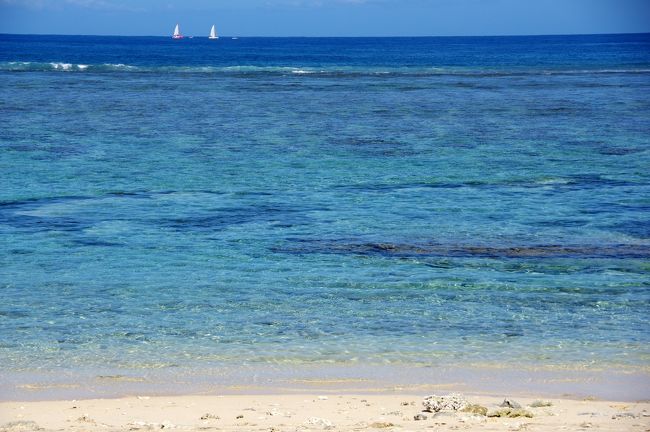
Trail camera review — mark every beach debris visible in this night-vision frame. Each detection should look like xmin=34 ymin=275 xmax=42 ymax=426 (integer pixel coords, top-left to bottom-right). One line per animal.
xmin=306 ymin=417 xmax=334 ymax=429
xmin=413 ymin=413 xmax=428 ymax=421
xmin=611 ymin=412 xmax=636 ymax=419
xmin=401 ymin=401 xmax=415 ymax=406
xmin=318 ymin=395 xmax=328 ymax=400
xmin=76 ymin=415 xmax=95 ymax=424
xmin=126 ymin=421 xmax=148 ymax=430
xmin=460 ymin=404 xmax=488 ymax=416
xmin=579 ymin=422 xmax=593 ymax=429
xmin=137 ymin=396 xmax=151 ymax=400
xmin=487 ymin=408 xmax=533 ymax=418
xmin=369 ymin=422 xmax=394 ymax=428
xmin=529 ymin=400 xmax=553 ymax=408
xmin=500 ymin=398 xmax=522 ymax=409
xmin=235 ymin=415 xmax=244 ymax=419
xmin=0 ymin=421 xmax=43 ymax=432
xmin=382 ymin=410 xmax=402 ymax=416
xmin=199 ymin=413 xmax=220 ymax=420
xmin=128 ymin=421 xmax=171 ymax=430
xmin=422 ymin=393 xmax=468 ymax=412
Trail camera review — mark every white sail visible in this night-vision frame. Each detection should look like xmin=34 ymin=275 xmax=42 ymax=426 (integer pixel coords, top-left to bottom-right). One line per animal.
xmin=209 ymin=25 xmax=218 ymax=39
xmin=172 ymin=24 xmax=183 ymax=39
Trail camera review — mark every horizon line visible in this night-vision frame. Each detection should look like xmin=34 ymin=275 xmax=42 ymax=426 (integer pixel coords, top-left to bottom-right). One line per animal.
xmin=2 ymin=31 xmax=649 ymax=38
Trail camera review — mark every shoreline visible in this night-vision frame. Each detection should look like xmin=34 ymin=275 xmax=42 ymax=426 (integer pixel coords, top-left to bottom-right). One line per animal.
xmin=2 ymin=363 xmax=649 ymax=403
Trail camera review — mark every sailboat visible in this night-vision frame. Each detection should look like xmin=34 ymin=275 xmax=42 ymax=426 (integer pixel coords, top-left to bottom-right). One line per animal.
xmin=209 ymin=25 xmax=219 ymax=40
xmin=172 ymin=24 xmax=183 ymax=39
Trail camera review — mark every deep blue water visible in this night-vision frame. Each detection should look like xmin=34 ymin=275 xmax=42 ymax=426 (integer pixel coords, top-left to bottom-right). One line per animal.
xmin=0 ymin=34 xmax=649 ymax=375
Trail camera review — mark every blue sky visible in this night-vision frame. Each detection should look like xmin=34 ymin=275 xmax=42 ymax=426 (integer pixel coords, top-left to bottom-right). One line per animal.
xmin=1 ymin=0 xmax=649 ymax=36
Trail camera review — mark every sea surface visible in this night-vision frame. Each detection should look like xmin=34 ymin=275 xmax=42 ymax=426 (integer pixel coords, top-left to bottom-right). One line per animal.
xmin=1 ymin=34 xmax=649 ymax=396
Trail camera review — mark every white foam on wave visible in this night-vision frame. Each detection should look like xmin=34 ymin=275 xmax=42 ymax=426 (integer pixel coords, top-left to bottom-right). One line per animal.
xmin=3 ymin=61 xmax=32 ymax=70
xmin=101 ymin=63 xmax=138 ymax=71
xmin=50 ymin=62 xmax=73 ymax=71
xmin=535 ymin=177 xmax=570 ymax=185
xmin=49 ymin=62 xmax=93 ymax=71
xmin=114 ymin=63 xmax=132 ymax=69
xmin=3 ymin=61 xmax=648 ymax=76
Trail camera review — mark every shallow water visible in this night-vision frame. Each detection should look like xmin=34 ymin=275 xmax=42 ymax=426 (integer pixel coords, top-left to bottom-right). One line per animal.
xmin=1 ymin=34 xmax=649 ymax=380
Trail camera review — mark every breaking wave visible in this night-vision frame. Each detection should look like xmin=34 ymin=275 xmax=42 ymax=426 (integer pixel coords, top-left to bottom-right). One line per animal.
xmin=2 ymin=61 xmax=650 ymax=77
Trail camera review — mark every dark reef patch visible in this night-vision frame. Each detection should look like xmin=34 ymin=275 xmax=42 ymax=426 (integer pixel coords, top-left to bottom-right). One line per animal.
xmin=273 ymin=240 xmax=650 ymax=259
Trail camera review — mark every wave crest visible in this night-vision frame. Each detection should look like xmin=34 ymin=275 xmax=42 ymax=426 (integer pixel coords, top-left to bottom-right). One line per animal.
xmin=2 ymin=61 xmax=649 ymax=77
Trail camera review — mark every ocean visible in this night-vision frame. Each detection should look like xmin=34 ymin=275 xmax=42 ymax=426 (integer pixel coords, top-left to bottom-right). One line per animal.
xmin=1 ymin=33 xmax=649 ymax=398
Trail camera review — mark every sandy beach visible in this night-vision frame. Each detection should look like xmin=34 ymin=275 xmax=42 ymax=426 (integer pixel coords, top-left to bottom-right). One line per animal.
xmin=1 ymin=393 xmax=649 ymax=432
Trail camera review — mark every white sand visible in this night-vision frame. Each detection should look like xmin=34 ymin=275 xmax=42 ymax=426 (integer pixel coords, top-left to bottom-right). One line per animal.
xmin=1 ymin=393 xmax=648 ymax=431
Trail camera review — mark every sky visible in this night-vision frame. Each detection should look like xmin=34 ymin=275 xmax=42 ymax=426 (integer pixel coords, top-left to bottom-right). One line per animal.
xmin=1 ymin=0 xmax=649 ymax=37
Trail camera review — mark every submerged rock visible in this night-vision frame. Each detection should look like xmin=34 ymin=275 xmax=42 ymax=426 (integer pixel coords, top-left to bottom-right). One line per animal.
xmin=487 ymin=408 xmax=533 ymax=418
xmin=422 ymin=394 xmax=468 ymax=412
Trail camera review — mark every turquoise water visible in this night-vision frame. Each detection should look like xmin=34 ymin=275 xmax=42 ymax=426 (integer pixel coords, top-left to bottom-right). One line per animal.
xmin=1 ymin=34 xmax=649 ymax=379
